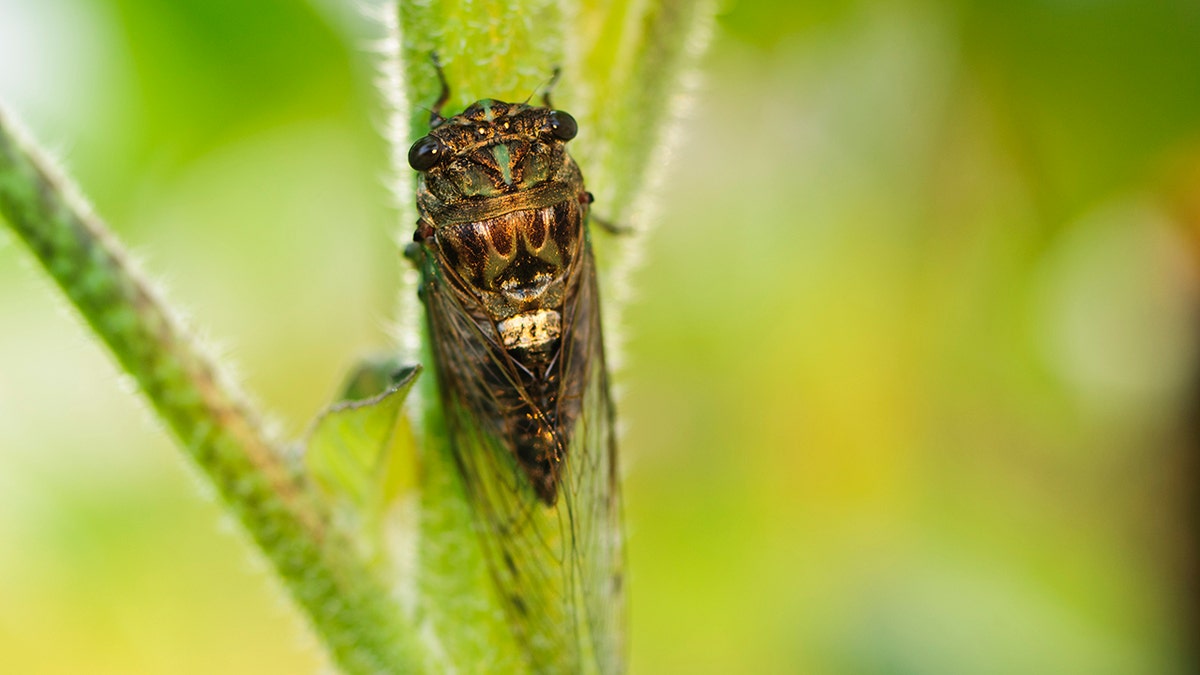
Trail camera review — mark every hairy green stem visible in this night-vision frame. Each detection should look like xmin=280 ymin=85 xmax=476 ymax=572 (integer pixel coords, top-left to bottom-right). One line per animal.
xmin=0 ymin=109 xmax=416 ymax=674
xmin=388 ymin=4 xmax=572 ymax=671
xmin=388 ymin=0 xmax=715 ymax=671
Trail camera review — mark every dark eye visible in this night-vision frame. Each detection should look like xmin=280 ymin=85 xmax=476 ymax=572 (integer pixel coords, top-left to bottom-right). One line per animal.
xmin=549 ymin=111 xmax=577 ymax=141
xmin=408 ymin=135 xmax=448 ymax=171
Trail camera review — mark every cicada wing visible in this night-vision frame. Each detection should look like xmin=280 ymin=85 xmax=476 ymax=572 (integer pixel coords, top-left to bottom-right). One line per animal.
xmin=556 ymin=246 xmax=625 ymax=675
xmin=422 ymin=258 xmax=581 ymax=671
xmin=421 ymin=242 xmax=624 ymax=674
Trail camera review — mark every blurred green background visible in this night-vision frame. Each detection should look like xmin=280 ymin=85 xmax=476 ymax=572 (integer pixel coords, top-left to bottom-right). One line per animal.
xmin=1 ymin=0 xmax=1198 ymax=673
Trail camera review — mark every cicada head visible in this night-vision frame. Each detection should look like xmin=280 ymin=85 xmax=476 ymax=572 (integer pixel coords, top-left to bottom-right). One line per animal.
xmin=409 ymin=100 xmax=583 ymax=222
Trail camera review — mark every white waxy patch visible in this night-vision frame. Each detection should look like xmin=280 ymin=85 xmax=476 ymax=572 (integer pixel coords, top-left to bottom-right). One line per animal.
xmin=498 ymin=309 xmax=561 ymax=350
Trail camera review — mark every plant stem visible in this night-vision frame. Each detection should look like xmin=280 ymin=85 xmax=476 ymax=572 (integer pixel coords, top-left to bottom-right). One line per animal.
xmin=386 ymin=3 xmax=572 ymax=670
xmin=0 ymin=108 xmax=416 ymax=674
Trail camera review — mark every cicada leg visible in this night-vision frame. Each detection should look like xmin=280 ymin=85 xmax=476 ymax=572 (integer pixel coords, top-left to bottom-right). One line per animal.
xmin=429 ymin=51 xmax=451 ymax=129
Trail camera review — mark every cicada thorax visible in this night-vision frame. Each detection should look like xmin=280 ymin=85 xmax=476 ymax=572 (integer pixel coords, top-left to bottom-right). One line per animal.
xmin=413 ymin=99 xmax=592 ymax=505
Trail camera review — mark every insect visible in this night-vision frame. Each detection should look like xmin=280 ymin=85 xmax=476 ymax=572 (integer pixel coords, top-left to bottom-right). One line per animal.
xmin=407 ymin=58 xmax=625 ymax=673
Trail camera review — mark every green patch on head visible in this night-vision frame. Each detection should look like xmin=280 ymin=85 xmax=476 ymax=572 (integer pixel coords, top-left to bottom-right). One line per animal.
xmin=492 ymin=144 xmax=513 ymax=186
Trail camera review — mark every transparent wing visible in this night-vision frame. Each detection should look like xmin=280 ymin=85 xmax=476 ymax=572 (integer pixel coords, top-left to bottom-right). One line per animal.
xmin=421 ymin=240 xmax=623 ymax=674
xmin=558 ymin=245 xmax=624 ymax=675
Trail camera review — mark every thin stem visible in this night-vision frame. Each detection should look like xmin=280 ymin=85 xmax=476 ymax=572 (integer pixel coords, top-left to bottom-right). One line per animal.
xmin=0 ymin=108 xmax=416 ymax=674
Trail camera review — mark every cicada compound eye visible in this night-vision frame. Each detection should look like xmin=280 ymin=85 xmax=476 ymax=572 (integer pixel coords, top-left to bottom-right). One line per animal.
xmin=408 ymin=135 xmax=448 ymax=171
xmin=548 ymin=110 xmax=578 ymax=141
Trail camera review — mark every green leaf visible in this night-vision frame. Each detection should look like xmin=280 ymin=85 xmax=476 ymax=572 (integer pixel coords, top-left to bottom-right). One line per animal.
xmin=306 ymin=362 xmax=421 ymax=552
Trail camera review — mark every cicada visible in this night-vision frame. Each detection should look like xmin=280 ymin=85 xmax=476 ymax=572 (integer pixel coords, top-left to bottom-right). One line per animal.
xmin=407 ymin=60 xmax=624 ymax=674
